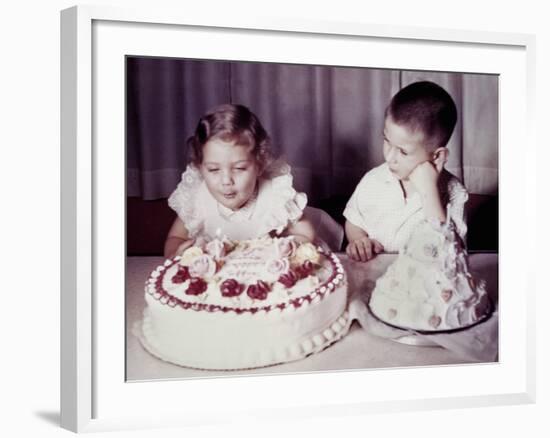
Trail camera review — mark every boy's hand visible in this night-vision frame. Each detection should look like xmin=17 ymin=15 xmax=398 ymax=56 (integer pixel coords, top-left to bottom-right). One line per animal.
xmin=408 ymin=159 xmax=447 ymax=222
xmin=346 ymin=237 xmax=384 ymax=262
xmin=408 ymin=161 xmax=440 ymax=197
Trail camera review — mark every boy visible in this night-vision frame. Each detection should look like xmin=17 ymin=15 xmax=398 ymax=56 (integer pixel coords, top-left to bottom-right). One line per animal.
xmin=344 ymin=81 xmax=468 ymax=262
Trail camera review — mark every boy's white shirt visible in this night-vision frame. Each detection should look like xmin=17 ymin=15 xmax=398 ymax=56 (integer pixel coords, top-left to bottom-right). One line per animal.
xmin=343 ymin=163 xmax=468 ymax=252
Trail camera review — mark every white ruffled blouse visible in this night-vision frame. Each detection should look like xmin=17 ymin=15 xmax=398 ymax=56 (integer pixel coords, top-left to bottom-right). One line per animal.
xmin=168 ymin=163 xmax=307 ymax=243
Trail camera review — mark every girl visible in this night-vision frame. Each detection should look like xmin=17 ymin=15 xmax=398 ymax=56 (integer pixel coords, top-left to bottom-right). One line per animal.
xmin=164 ymin=104 xmax=315 ymax=259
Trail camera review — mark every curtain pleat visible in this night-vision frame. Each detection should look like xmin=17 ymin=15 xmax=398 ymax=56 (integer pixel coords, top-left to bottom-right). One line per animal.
xmin=126 ymin=57 xmax=231 ymax=198
xmin=127 ymin=57 xmax=498 ymax=201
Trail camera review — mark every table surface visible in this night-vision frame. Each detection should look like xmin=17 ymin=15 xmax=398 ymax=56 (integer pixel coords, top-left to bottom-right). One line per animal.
xmin=125 ymin=253 xmax=498 ymax=381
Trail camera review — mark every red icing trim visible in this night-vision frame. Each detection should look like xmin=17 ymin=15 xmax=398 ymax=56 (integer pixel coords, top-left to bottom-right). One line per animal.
xmin=145 ymin=248 xmax=344 ymax=315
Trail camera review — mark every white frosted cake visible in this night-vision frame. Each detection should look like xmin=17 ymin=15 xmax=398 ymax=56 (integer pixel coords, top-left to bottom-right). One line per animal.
xmin=369 ymin=220 xmax=490 ymax=332
xmin=140 ymin=237 xmax=350 ymax=369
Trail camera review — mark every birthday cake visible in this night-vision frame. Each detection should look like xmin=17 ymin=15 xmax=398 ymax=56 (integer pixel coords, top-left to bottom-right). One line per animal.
xmin=369 ymin=220 xmax=491 ymax=332
xmin=139 ymin=237 xmax=350 ymax=370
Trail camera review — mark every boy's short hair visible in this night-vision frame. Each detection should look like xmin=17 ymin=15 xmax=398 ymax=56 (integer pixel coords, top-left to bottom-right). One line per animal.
xmin=385 ymin=81 xmax=457 ymax=149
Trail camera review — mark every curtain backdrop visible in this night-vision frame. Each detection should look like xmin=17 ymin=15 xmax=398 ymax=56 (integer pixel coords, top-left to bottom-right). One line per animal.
xmin=127 ymin=57 xmax=498 ymax=203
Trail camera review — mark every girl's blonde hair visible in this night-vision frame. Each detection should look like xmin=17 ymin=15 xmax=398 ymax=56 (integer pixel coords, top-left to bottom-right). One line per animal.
xmin=188 ymin=104 xmax=272 ymax=169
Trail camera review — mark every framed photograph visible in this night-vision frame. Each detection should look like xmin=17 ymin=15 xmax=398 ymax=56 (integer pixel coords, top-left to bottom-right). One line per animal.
xmin=61 ymin=5 xmax=535 ymax=433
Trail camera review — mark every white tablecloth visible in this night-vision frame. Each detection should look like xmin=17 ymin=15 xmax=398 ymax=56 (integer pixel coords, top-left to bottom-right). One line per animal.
xmin=125 ymin=253 xmax=498 ymax=381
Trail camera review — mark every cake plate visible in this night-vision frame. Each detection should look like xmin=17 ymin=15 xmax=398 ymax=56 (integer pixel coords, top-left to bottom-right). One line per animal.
xmin=366 ymin=299 xmax=495 ymax=347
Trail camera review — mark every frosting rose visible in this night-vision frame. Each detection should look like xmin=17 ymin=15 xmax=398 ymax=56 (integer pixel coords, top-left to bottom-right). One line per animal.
xmin=172 ymin=265 xmax=190 ymax=284
xmin=275 ymin=237 xmax=297 ymax=258
xmin=220 ymin=279 xmax=245 ymax=297
xmin=266 ymin=257 xmax=290 ymax=277
xmin=188 ymin=254 xmax=217 ymax=278
xmin=295 ymin=260 xmax=315 ymax=279
xmin=205 ymin=239 xmax=226 ymax=260
xmin=179 ymin=246 xmax=204 ymax=266
xmin=292 ymin=242 xmax=320 ymax=265
xmin=186 ymin=277 xmax=208 ymax=295
xmin=247 ymin=281 xmax=271 ymax=300
xmin=278 ymin=270 xmax=299 ymax=288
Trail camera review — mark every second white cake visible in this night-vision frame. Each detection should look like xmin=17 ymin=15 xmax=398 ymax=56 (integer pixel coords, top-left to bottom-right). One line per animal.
xmin=369 ymin=220 xmax=490 ymax=332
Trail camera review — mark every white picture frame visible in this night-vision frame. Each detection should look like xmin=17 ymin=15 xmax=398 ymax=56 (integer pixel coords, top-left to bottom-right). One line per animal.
xmin=60 ymin=4 xmax=536 ymax=433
